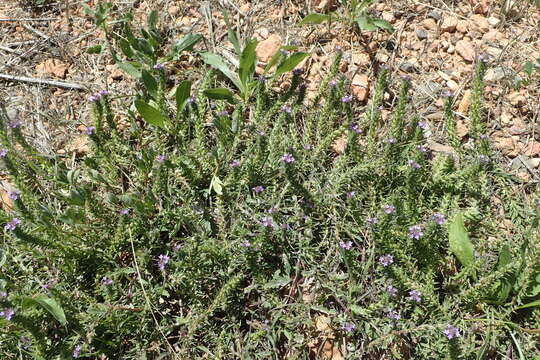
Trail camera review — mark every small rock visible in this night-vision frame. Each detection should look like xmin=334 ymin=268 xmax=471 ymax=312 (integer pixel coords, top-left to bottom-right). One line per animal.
xmin=427 ymin=10 xmax=442 ymax=21
xmin=456 ymin=119 xmax=470 ymax=138
xmin=516 ymin=172 xmax=530 ymax=182
xmin=508 ymin=91 xmax=526 ymax=107
xmin=255 ymin=34 xmax=281 ymax=62
xmin=351 ymin=52 xmax=370 ymax=66
xmin=332 ymin=135 xmax=348 ymax=154
xmin=470 ymin=14 xmax=490 ymax=33
xmin=447 ymin=44 xmax=455 ymax=54
xmin=487 ymin=16 xmax=500 ymax=26
xmin=456 ymin=20 xmax=468 ymax=33
xmin=441 ymin=17 xmax=458 ymax=33
xmin=458 ymin=90 xmax=472 ymax=114
xmin=529 ymin=158 xmax=540 ymax=168
xmin=35 ymin=59 xmax=69 ymax=79
xmin=447 ymin=80 xmax=459 ymax=91
xmin=494 ymin=136 xmax=519 ymax=157
xmin=400 ymin=62 xmax=416 ymax=73
xmin=239 ymin=4 xmax=250 ymax=13
xmin=524 ymin=142 xmax=540 ymax=156
xmin=168 ymin=5 xmax=180 ymax=16
xmin=351 ymin=74 xmax=370 ymax=102
xmin=382 ymin=11 xmax=395 ymax=23
xmin=416 ymin=29 xmax=429 ymax=40
xmin=484 ymin=67 xmax=508 ymax=82
xmin=455 ymin=39 xmax=475 ymax=62
xmin=422 ymin=18 xmax=438 ymax=31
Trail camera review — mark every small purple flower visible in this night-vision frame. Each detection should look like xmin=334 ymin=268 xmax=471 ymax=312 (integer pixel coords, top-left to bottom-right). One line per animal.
xmin=280 ymin=49 xmax=290 ymax=56
xmin=218 ymin=110 xmax=229 ymax=117
xmin=383 ymin=204 xmax=395 ymax=214
xmin=350 ymin=123 xmax=362 ymax=134
xmin=0 ymin=149 xmax=8 ymax=158
xmin=9 ymin=120 xmax=22 ymax=129
xmin=262 ymin=319 xmax=270 ymax=330
xmin=432 ymin=212 xmax=446 ymax=225
xmin=41 ymin=280 xmax=55 ymax=290
xmin=241 ymin=240 xmax=251 ymax=247
xmin=387 ymin=285 xmax=398 ymax=297
xmin=408 ymin=160 xmax=421 ymax=169
xmin=8 ymin=190 xmax=20 ymax=201
xmin=267 ymin=207 xmax=278 ymax=214
xmin=252 ymin=185 xmax=265 ymax=194
xmin=379 ymin=254 xmax=394 ymax=267
xmin=230 ymin=159 xmax=241 ymax=168
xmin=341 ymin=95 xmax=353 ymax=103
xmin=367 ymin=217 xmax=379 ymax=225
xmin=258 ymin=130 xmax=266 ymax=136
xmin=98 ymin=90 xmax=110 ymax=97
xmin=173 ymin=243 xmax=183 ymax=251
xmin=153 ymin=63 xmax=165 ymax=70
xmin=443 ymin=90 xmax=454 ymax=98
xmin=417 ymin=121 xmax=428 ymax=130
xmin=479 ymin=155 xmax=490 ymax=164
xmin=280 ymin=223 xmax=291 ymax=231
xmin=408 ymin=225 xmax=424 ymax=240
xmin=73 ymin=344 xmax=82 ymax=358
xmin=342 ymin=322 xmax=356 ymax=332
xmin=156 ymin=154 xmax=167 ymax=163
xmin=86 ymin=126 xmax=95 ymax=135
xmin=479 ymin=134 xmax=488 ymax=140
xmin=0 ymin=291 xmax=6 ymax=297
xmin=257 ymin=75 xmax=267 ymax=82
xmin=4 ymin=218 xmax=21 ymax=231
xmin=329 ymin=79 xmax=337 ymax=87
xmin=346 ymin=191 xmax=356 ymax=199
xmin=186 ymin=97 xmax=195 ymax=104
xmin=281 ymin=153 xmax=296 ymax=163
xmin=386 ymin=309 xmax=401 ymax=321
xmin=157 ymin=254 xmax=170 ymax=270
xmin=339 ymin=241 xmax=353 ymax=250
xmin=417 ymin=144 xmax=427 ymax=153
xmin=261 ymin=216 xmax=274 ymax=228
xmin=536 ymin=199 xmax=540 ymax=208
xmin=408 ymin=290 xmax=422 ymax=302
xmin=281 ymin=105 xmax=292 ymax=113
xmin=386 ymin=137 xmax=397 ymax=144
xmin=119 ymin=208 xmax=130 ymax=215
xmin=443 ymin=324 xmax=461 ymax=340
xmin=0 ymin=308 xmax=15 ymax=321
xmin=478 ymin=54 xmax=488 ymax=63
xmin=101 ymin=277 xmax=113 ymax=286
xmin=303 ymin=144 xmax=313 ymax=150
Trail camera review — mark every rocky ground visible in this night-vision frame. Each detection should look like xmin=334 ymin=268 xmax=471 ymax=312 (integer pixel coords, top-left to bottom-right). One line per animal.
xmin=0 ymin=0 xmax=539 ymax=183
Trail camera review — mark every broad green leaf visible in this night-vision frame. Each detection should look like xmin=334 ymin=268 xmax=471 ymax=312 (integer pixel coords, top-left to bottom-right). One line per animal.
xmin=86 ymin=44 xmax=102 ymax=54
xmin=141 ymin=70 xmax=158 ymax=95
xmin=170 ymin=33 xmax=202 ymax=59
xmin=23 ymin=295 xmax=67 ymax=325
xmin=210 ymin=176 xmax=223 ymax=195
xmin=223 ymin=9 xmax=241 ymax=55
xmin=117 ymin=62 xmax=141 ymax=78
xmin=264 ymin=45 xmax=299 ymax=73
xmin=275 ymin=52 xmax=309 ymax=77
xmin=299 ymin=13 xmax=332 ymax=25
xmin=448 ymin=212 xmax=475 ymax=267
xmin=523 ymin=61 xmax=534 ymax=76
xmin=488 ymin=244 xmax=514 ymax=303
xmin=239 ymin=40 xmax=258 ymax=89
xmin=203 ymin=88 xmax=237 ymax=104
xmin=135 ymin=99 xmax=168 ymax=129
xmin=118 ymin=38 xmax=134 ymax=58
xmin=516 ymin=299 xmax=540 ymax=310
xmin=201 ymin=52 xmax=242 ymax=90
xmin=263 ymin=271 xmax=290 ymax=289
xmin=356 ymin=15 xmax=377 ymax=31
xmin=175 ymin=80 xmax=191 ymax=114
xmin=147 ymin=10 xmax=158 ymax=31
xmin=372 ymin=18 xmax=394 ymax=32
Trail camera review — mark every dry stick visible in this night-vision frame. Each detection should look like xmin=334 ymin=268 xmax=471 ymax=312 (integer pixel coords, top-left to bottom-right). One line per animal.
xmin=0 ymin=18 xmax=56 ymax=22
xmin=0 ymin=45 xmax=21 ymax=55
xmin=22 ymin=23 xmax=50 ymax=41
xmin=0 ymin=73 xmax=87 ymax=90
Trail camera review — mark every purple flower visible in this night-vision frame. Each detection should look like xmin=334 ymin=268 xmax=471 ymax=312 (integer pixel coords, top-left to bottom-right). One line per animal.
xmin=0 ymin=149 xmax=7 ymax=158
xmin=443 ymin=324 xmax=461 ymax=340
xmin=536 ymin=199 xmax=540 ymax=208
xmin=341 ymin=95 xmax=353 ymax=103
xmin=9 ymin=120 xmax=22 ymax=129
xmin=41 ymin=280 xmax=55 ymax=290
xmin=261 ymin=216 xmax=274 ymax=228
xmin=252 ymin=185 xmax=265 ymax=194
xmin=230 ymin=159 xmax=240 ymax=168
xmin=88 ymin=95 xmax=99 ymax=102
xmin=186 ymin=97 xmax=195 ymax=104
xmin=379 ymin=254 xmax=394 ymax=267
xmin=218 ymin=110 xmax=229 ymax=117
xmin=432 ymin=212 xmax=446 ymax=225
xmin=367 ymin=217 xmax=379 ymax=225
xmin=262 ymin=319 xmax=270 ymax=330
xmin=173 ymin=243 xmax=183 ymax=251
xmin=4 ymin=218 xmax=21 ymax=231
xmin=303 ymin=144 xmax=313 ymax=150
xmin=443 ymin=90 xmax=454 ymax=98
xmin=241 ymin=240 xmax=251 ymax=247
xmin=408 ymin=290 xmax=422 ymax=302
xmin=383 ymin=204 xmax=395 ymax=214
xmin=257 ymin=75 xmax=267 ymax=82
xmin=417 ymin=121 xmax=428 ymax=130
xmin=157 ymin=254 xmax=170 ymax=270
xmin=387 ymin=285 xmax=398 ymax=297
xmin=329 ymin=79 xmax=337 ymax=87
xmin=153 ymin=63 xmax=165 ymax=70
xmin=408 ymin=225 xmax=424 ymax=240
xmin=258 ymin=130 xmax=266 ymax=136
xmin=267 ymin=207 xmax=278 ymax=214
xmin=417 ymin=144 xmax=427 ymax=153
xmin=478 ymin=54 xmax=488 ymax=63
xmin=119 ymin=208 xmax=130 ymax=215
xmin=0 ymin=291 xmax=6 ymax=297
xmin=86 ymin=126 xmax=95 ymax=135
xmin=101 ymin=277 xmax=113 ymax=286
xmin=342 ymin=322 xmax=356 ymax=332
xmin=479 ymin=134 xmax=488 ymax=140
xmin=408 ymin=160 xmax=421 ymax=169
xmin=281 ymin=153 xmax=296 ymax=163
xmin=8 ymin=190 xmax=20 ymax=201
xmin=346 ymin=191 xmax=356 ymax=199
xmin=350 ymin=123 xmax=362 ymax=134
xmin=386 ymin=309 xmax=401 ymax=321
xmin=280 ymin=223 xmax=291 ymax=231
xmin=339 ymin=241 xmax=353 ymax=250
xmin=157 ymin=154 xmax=167 ymax=163
xmin=386 ymin=137 xmax=397 ymax=144
xmin=0 ymin=308 xmax=15 ymax=321
xmin=73 ymin=344 xmax=82 ymax=358
xmin=98 ymin=90 xmax=110 ymax=97
xmin=281 ymin=105 xmax=292 ymax=113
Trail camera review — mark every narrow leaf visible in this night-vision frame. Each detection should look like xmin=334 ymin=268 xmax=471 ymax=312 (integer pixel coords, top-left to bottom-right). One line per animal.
xmin=141 ymin=70 xmax=158 ymax=95
xmin=86 ymin=45 xmax=102 ymax=54
xmin=239 ymin=40 xmax=258 ymax=89
xmin=223 ymin=9 xmax=241 ymax=55
xmin=516 ymin=299 xmax=540 ymax=310
xmin=299 ymin=13 xmax=332 ymax=25
xmin=201 ymin=52 xmax=242 ymax=90
xmin=275 ymin=52 xmax=309 ymax=77
xmin=356 ymin=15 xmax=377 ymax=31
xmin=203 ymin=88 xmax=236 ymax=104
xmin=135 ymin=100 xmax=168 ymax=129
xmin=117 ymin=62 xmax=141 ymax=78
xmin=23 ymin=295 xmax=67 ymax=325
xmin=264 ymin=45 xmax=299 ymax=73
xmin=372 ymin=19 xmax=394 ymax=32
xmin=175 ymin=80 xmax=191 ymax=114
xmin=170 ymin=33 xmax=202 ymax=59
xmin=448 ymin=212 xmax=475 ymax=267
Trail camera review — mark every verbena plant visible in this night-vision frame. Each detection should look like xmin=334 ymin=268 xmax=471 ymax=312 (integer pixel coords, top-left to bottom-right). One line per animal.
xmin=1 ymin=5 xmax=540 ymax=359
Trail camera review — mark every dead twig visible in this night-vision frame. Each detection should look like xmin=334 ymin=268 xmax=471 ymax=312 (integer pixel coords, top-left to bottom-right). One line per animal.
xmin=22 ymin=23 xmax=50 ymax=41
xmin=0 ymin=73 xmax=87 ymax=91
xmin=0 ymin=18 xmax=56 ymax=22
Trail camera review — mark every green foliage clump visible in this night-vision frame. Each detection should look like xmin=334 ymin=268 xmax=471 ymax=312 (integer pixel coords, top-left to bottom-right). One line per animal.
xmin=1 ymin=5 xmax=540 ymax=360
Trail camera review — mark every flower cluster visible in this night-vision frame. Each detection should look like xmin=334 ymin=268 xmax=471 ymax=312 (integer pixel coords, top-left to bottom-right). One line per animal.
xmin=408 ymin=225 xmax=424 ymax=239
xmin=4 ymin=218 xmax=21 ymax=231
xmin=89 ymin=90 xmax=110 ymax=102
xmin=157 ymin=254 xmax=170 ymax=271
xmin=378 ymin=254 xmax=394 ymax=267
xmin=339 ymin=241 xmax=353 ymax=250
xmin=0 ymin=308 xmax=15 ymax=321
xmin=443 ymin=324 xmax=461 ymax=340
xmin=281 ymin=153 xmax=296 ymax=163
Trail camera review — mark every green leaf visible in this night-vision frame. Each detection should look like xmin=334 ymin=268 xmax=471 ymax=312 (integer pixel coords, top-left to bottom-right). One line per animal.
xmin=275 ymin=52 xmax=309 ymax=77
xmin=516 ymin=299 xmax=540 ymax=310
xmin=117 ymin=62 xmax=141 ymax=78
xmin=201 ymin=52 xmax=242 ymax=90
xmin=448 ymin=212 xmax=475 ymax=267
xmin=23 ymin=295 xmax=67 ymax=325
xmin=170 ymin=34 xmax=202 ymax=59
xmin=86 ymin=44 xmax=103 ymax=54
xmin=299 ymin=13 xmax=332 ymax=25
xmin=523 ymin=61 xmax=534 ymax=76
xmin=264 ymin=45 xmax=299 ymax=73
xmin=135 ymin=99 xmax=169 ymax=129
xmin=372 ymin=18 xmax=394 ymax=32
xmin=210 ymin=176 xmax=223 ymax=195
xmin=263 ymin=271 xmax=290 ymax=289
xmin=239 ymin=40 xmax=258 ymax=89
xmin=175 ymin=80 xmax=191 ymax=114
xmin=147 ymin=10 xmax=158 ymax=31
xmin=223 ymin=9 xmax=241 ymax=55
xmin=356 ymin=15 xmax=377 ymax=31
xmin=203 ymin=88 xmax=237 ymax=104
xmin=141 ymin=70 xmax=158 ymax=95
